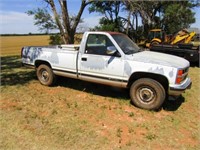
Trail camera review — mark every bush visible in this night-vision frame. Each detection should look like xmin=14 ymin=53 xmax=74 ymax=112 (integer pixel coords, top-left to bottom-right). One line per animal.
xmin=49 ymin=34 xmax=64 ymax=45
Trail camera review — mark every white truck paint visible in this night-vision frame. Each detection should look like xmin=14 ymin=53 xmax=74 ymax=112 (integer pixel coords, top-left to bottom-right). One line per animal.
xmin=22 ymin=31 xmax=192 ymax=110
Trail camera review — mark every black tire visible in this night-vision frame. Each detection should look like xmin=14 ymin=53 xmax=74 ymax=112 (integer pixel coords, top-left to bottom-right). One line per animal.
xmin=130 ymin=78 xmax=166 ymax=110
xmin=36 ymin=64 xmax=56 ymax=86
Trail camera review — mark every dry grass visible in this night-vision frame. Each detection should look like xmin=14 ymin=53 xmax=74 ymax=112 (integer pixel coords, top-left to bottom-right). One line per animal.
xmin=0 ymin=35 xmax=50 ymax=56
xmin=0 ymin=34 xmax=83 ymax=56
xmin=0 ymin=36 xmax=200 ymax=149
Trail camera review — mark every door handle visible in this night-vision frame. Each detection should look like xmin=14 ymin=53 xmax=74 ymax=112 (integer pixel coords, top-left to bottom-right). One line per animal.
xmin=81 ymin=57 xmax=87 ymax=61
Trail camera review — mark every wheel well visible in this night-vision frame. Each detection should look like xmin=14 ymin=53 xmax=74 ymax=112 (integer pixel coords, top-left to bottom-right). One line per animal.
xmin=35 ymin=60 xmax=51 ymax=68
xmin=127 ymin=72 xmax=169 ymax=92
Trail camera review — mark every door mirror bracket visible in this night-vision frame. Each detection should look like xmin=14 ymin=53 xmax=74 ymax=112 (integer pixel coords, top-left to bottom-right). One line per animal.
xmin=106 ymin=46 xmax=117 ymax=55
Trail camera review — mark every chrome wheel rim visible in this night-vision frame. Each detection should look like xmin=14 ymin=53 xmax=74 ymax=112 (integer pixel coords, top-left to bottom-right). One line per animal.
xmin=41 ymin=70 xmax=49 ymax=82
xmin=138 ymin=87 xmax=155 ymax=103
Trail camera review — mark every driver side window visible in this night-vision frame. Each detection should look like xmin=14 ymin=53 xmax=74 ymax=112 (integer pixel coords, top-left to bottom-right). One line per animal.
xmin=85 ymin=34 xmax=116 ymax=56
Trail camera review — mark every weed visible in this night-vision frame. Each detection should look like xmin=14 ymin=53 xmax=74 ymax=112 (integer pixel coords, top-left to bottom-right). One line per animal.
xmin=51 ymin=109 xmax=58 ymax=115
xmin=119 ymin=106 xmax=123 ymax=110
xmin=16 ymin=106 xmax=23 ymax=111
xmin=30 ymin=113 xmax=38 ymax=119
xmin=66 ymin=103 xmax=71 ymax=108
xmin=128 ymin=112 xmax=134 ymax=117
xmin=101 ymin=105 xmax=107 ymax=109
xmin=116 ymin=128 xmax=122 ymax=138
xmin=81 ymin=120 xmax=88 ymax=125
xmin=41 ymin=118 xmax=49 ymax=125
xmin=119 ymin=139 xmax=122 ymax=144
xmin=167 ymin=116 xmax=180 ymax=126
xmin=128 ymin=127 xmax=134 ymax=134
xmin=191 ymin=131 xmax=199 ymax=140
xmin=126 ymin=141 xmax=132 ymax=146
xmin=74 ymin=101 xmax=78 ymax=108
xmin=145 ymin=133 xmax=157 ymax=140
xmin=141 ymin=123 xmax=149 ymax=130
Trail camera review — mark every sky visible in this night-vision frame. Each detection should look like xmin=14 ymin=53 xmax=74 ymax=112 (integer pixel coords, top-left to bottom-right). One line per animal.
xmin=0 ymin=0 xmax=200 ymax=34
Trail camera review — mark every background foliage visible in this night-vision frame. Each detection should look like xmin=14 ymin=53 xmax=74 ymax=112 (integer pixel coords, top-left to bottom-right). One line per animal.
xmin=27 ymin=0 xmax=199 ymax=44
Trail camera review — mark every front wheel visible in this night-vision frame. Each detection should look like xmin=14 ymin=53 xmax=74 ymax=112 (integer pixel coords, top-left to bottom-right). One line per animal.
xmin=36 ymin=64 xmax=56 ymax=86
xmin=130 ymin=78 xmax=166 ymax=110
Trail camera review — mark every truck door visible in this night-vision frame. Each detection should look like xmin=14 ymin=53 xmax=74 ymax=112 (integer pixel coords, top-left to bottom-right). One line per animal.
xmin=78 ymin=34 xmax=125 ymax=87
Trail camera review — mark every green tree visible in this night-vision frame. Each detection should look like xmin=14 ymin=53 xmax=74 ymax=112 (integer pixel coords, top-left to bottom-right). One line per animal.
xmin=123 ymin=0 xmax=198 ymax=36
xmin=121 ymin=1 xmax=143 ymax=41
xmin=162 ymin=1 xmax=197 ymax=34
xmin=27 ymin=8 xmax=57 ymax=34
xmin=89 ymin=1 xmax=122 ymax=31
xmin=123 ymin=1 xmax=163 ymax=37
xmin=49 ymin=34 xmax=64 ymax=45
xmin=28 ymin=0 xmax=92 ymax=44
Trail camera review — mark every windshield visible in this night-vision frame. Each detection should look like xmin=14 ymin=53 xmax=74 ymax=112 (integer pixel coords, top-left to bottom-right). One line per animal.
xmin=112 ymin=34 xmax=140 ymax=55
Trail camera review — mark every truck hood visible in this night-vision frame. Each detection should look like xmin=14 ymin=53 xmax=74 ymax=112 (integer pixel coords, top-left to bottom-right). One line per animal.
xmin=126 ymin=51 xmax=190 ymax=68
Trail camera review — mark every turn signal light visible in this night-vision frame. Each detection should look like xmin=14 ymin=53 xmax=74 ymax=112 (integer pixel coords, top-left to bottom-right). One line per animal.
xmin=177 ymin=70 xmax=183 ymax=76
xmin=176 ymin=69 xmax=184 ymax=84
xmin=176 ymin=77 xmax=182 ymax=84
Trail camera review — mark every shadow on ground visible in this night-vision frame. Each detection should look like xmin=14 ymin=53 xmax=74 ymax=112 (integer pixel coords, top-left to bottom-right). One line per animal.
xmin=1 ymin=56 xmax=36 ymax=86
xmin=57 ymin=77 xmax=184 ymax=111
xmin=190 ymin=62 xmax=199 ymax=68
xmin=57 ymin=76 xmax=130 ymax=100
xmin=163 ymin=96 xmax=185 ymax=111
xmin=1 ymin=55 xmax=184 ymax=111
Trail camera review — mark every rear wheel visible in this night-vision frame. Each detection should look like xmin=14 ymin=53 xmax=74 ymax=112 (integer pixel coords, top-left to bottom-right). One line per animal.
xmin=36 ymin=64 xmax=56 ymax=86
xmin=130 ymin=78 xmax=166 ymax=110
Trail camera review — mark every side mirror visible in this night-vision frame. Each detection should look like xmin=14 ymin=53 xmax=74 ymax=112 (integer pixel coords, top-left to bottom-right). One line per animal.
xmin=106 ymin=46 xmax=117 ymax=55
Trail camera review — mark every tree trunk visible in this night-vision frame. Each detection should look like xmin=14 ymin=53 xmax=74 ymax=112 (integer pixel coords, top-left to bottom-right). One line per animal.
xmin=135 ymin=14 xmax=138 ymax=42
xmin=46 ymin=0 xmax=91 ymax=44
xmin=59 ymin=0 xmax=72 ymax=44
xmin=126 ymin=11 xmax=131 ymax=35
xmin=48 ymin=0 xmax=67 ymax=44
xmin=135 ymin=14 xmax=138 ymax=32
xmin=60 ymin=0 xmax=89 ymax=44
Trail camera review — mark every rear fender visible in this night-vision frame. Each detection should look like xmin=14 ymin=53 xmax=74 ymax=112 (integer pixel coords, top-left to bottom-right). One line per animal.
xmin=35 ymin=60 xmax=52 ymax=69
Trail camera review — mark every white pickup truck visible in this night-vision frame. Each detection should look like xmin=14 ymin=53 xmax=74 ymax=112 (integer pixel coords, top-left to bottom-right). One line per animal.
xmin=21 ymin=31 xmax=192 ymax=110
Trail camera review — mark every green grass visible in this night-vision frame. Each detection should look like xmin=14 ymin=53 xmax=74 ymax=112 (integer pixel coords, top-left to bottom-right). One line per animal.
xmin=1 ymin=55 xmax=200 ymax=150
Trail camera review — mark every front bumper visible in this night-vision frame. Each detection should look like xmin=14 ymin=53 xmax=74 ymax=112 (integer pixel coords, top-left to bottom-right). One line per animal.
xmin=168 ymin=77 xmax=192 ymax=96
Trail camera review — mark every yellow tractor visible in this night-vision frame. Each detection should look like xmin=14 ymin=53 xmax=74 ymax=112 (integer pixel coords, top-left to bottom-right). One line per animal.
xmin=148 ymin=29 xmax=200 ymax=64
xmin=145 ymin=28 xmax=198 ymax=48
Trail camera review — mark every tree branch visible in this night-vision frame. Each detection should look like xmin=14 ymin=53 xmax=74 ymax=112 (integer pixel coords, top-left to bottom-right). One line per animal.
xmin=59 ymin=0 xmax=70 ymax=34
xmin=72 ymin=0 xmax=87 ymax=31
